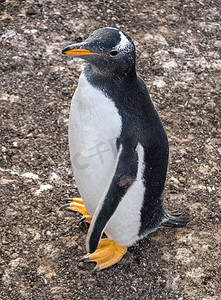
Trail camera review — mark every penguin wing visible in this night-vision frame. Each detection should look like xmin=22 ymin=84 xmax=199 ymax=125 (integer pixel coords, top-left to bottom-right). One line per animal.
xmin=86 ymin=139 xmax=139 ymax=253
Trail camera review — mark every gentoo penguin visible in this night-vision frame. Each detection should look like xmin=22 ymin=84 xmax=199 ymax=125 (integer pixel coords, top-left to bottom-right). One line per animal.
xmin=60 ymin=27 xmax=189 ymax=272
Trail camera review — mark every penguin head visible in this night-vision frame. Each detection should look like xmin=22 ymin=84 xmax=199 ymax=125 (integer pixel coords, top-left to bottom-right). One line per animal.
xmin=62 ymin=27 xmax=136 ymax=76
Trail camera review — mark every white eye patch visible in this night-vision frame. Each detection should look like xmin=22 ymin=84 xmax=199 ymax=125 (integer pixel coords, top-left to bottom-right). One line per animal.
xmin=115 ymin=31 xmax=131 ymax=51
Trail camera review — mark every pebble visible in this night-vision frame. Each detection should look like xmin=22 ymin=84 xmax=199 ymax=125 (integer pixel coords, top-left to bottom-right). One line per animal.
xmin=153 ymin=77 xmax=166 ymax=88
xmin=35 ymin=184 xmax=53 ymax=196
xmin=12 ymin=141 xmax=18 ymax=147
xmin=162 ymin=60 xmax=178 ymax=70
xmin=10 ymin=253 xmax=19 ymax=259
xmin=179 ymin=177 xmax=186 ymax=183
xmin=22 ymin=172 xmax=39 ymax=180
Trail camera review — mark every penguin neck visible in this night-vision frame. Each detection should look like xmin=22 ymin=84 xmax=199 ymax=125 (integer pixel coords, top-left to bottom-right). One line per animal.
xmin=84 ymin=64 xmax=137 ymax=93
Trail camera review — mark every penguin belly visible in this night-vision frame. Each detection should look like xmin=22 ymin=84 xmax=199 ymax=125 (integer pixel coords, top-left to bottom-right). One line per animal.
xmin=69 ymin=72 xmax=122 ymax=217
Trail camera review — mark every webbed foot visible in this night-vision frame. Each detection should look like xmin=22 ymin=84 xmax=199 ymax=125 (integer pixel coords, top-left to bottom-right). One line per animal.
xmin=60 ymin=198 xmax=92 ymax=224
xmin=79 ymin=238 xmax=127 ymax=273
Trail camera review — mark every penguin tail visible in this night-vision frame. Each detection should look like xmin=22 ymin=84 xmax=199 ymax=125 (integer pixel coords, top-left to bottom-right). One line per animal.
xmin=161 ymin=210 xmax=190 ymax=228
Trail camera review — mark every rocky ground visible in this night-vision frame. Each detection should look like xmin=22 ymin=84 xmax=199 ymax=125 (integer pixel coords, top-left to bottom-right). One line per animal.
xmin=0 ymin=0 xmax=220 ymax=299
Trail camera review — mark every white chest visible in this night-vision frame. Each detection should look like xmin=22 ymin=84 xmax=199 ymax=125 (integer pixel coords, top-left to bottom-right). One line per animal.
xmin=68 ymin=72 xmax=122 ymax=215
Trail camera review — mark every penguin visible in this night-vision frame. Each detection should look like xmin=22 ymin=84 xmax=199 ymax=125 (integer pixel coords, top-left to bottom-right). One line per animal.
xmin=60 ymin=27 xmax=189 ymax=272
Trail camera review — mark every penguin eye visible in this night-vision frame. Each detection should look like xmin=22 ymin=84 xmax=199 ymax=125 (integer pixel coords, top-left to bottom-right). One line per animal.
xmin=109 ymin=50 xmax=119 ymax=57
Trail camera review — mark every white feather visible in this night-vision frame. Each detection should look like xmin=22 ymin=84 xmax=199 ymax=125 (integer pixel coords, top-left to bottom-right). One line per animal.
xmin=69 ymin=71 xmax=122 ymax=216
xmin=116 ymin=31 xmax=131 ymax=51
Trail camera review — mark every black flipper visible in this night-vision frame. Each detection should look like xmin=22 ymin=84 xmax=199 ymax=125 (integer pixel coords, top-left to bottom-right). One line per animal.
xmin=86 ymin=139 xmax=139 ymax=254
xmin=161 ymin=210 xmax=190 ymax=228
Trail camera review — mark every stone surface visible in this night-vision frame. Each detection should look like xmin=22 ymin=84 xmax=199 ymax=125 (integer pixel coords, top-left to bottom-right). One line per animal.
xmin=0 ymin=0 xmax=220 ymax=299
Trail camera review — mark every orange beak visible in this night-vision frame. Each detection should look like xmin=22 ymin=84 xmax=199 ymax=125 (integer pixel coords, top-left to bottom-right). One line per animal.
xmin=63 ymin=48 xmax=102 ymax=57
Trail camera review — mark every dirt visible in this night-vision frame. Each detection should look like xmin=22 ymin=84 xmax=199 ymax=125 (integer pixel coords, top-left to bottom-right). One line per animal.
xmin=0 ymin=0 xmax=220 ymax=299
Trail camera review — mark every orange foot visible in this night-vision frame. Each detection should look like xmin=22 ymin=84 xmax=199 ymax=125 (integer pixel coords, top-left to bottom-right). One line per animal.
xmin=59 ymin=197 xmax=92 ymax=224
xmin=79 ymin=238 xmax=127 ymax=273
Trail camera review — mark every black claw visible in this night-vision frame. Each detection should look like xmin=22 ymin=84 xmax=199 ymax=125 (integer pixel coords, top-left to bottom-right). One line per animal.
xmin=170 ymin=211 xmax=182 ymax=217
xmin=91 ymin=266 xmax=100 ymax=274
xmin=63 ymin=198 xmax=73 ymax=201
xmin=59 ymin=203 xmax=71 ymax=210
xmin=78 ymin=257 xmax=89 ymax=262
xmin=162 ymin=211 xmax=190 ymax=228
xmin=77 ymin=217 xmax=86 ymax=225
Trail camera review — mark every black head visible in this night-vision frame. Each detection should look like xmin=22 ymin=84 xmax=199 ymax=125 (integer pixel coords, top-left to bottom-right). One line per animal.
xmin=62 ymin=27 xmax=136 ymax=76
